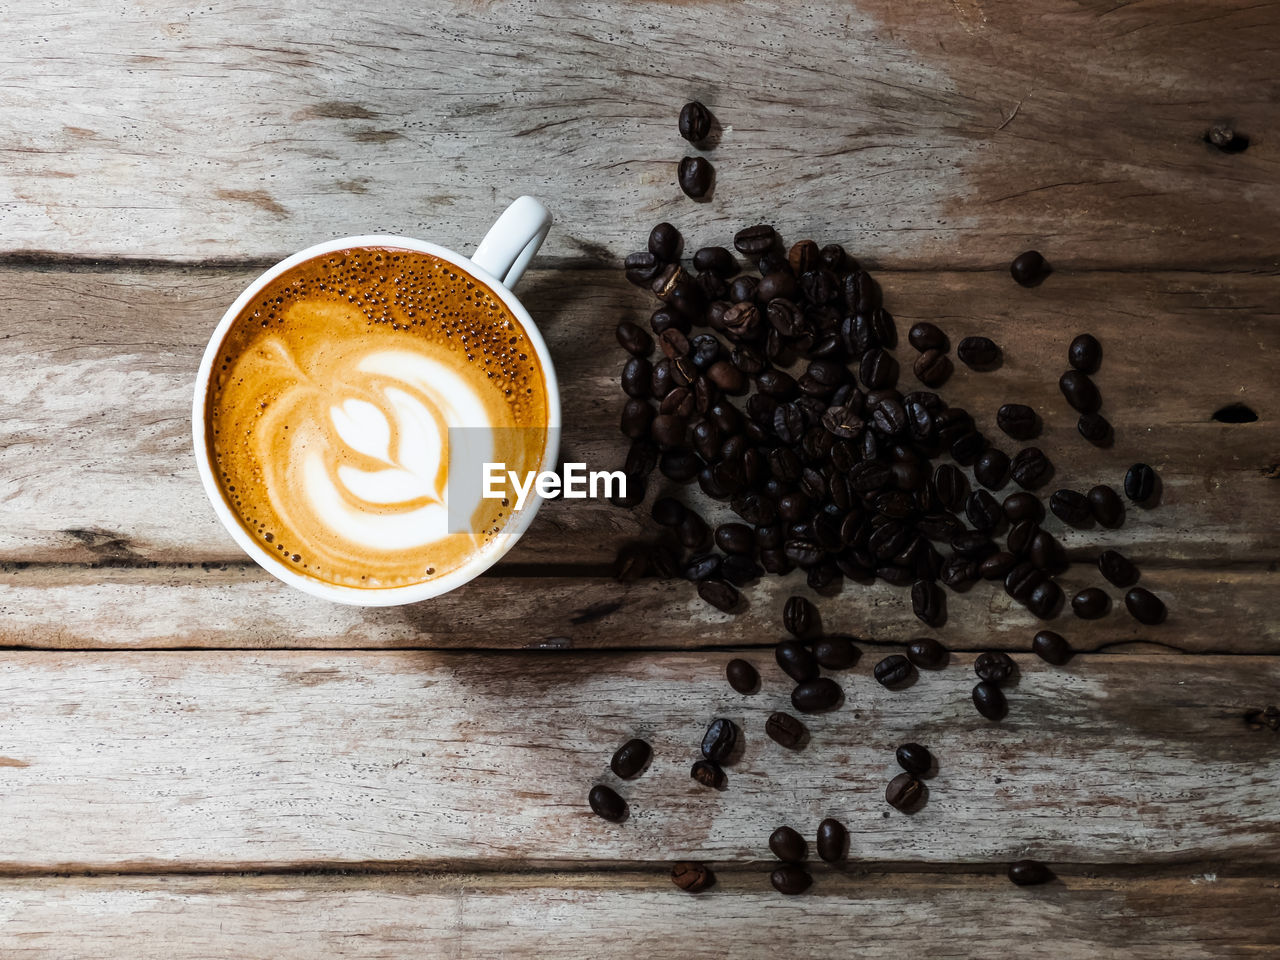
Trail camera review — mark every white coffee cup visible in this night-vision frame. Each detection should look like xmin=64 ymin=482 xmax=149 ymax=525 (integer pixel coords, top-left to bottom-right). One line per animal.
xmin=191 ymin=196 xmax=559 ymax=606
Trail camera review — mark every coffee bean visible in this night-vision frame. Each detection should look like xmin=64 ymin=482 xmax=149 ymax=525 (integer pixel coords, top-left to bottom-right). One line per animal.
xmin=616 ymin=320 xmax=654 ymax=357
xmin=715 ymin=522 xmax=754 ymax=555
xmin=766 ymin=711 xmax=807 ymax=748
xmin=1049 ymin=489 xmax=1091 ymax=526
xmin=1125 ymin=587 xmax=1167 ymax=625
xmin=783 ymin=595 xmax=819 ymax=639
xmin=1059 ymin=370 xmax=1101 ymax=413
xmin=697 ymin=579 xmax=738 ymax=612
xmin=974 ymin=651 xmax=1015 ymax=684
xmin=1029 ymin=531 xmax=1067 ymax=574
xmin=770 ymin=865 xmax=812 ymax=895
xmin=1032 ymin=630 xmax=1072 ymax=665
xmin=1010 ymin=447 xmax=1052 ymax=489
xmin=814 ymin=635 xmax=858 ymax=669
xmin=966 ymin=489 xmax=1003 ymax=533
xmin=624 ymin=251 xmax=664 ymax=287
xmin=701 ymin=718 xmax=739 ymax=765
xmin=678 ymin=156 xmax=714 ymax=198
xmin=726 ymin=658 xmax=759 ymax=694
xmin=908 ymin=322 xmax=949 ymax=352
xmin=974 ymin=448 xmax=1011 ymax=490
xmin=621 ymin=356 xmax=652 ymax=399
xmin=691 ymin=759 xmax=726 ymax=789
xmin=1098 ymin=549 xmax=1138 ymax=588
xmin=816 ymin=818 xmax=848 ymax=862
xmin=1088 ymin=484 xmax=1125 ymax=527
xmin=734 ymin=224 xmax=778 ymax=257
xmin=1009 ymin=519 xmax=1039 ymax=555
xmin=1008 ymin=859 xmax=1053 ymax=886
xmin=907 ymin=637 xmax=949 ymax=670
xmin=1068 ymin=333 xmax=1102 ymax=373
xmin=934 ymin=463 xmax=968 ymax=512
xmin=1004 ymin=561 xmax=1044 ymax=602
xmin=979 ymin=551 xmax=1018 ymax=580
xmin=672 ymin=861 xmax=715 ymax=893
xmin=885 ymin=772 xmax=923 ymax=810
xmin=1025 ymin=578 xmax=1063 ymax=619
xmin=648 ymin=222 xmax=683 ymax=261
xmin=678 ymin=100 xmax=713 ymax=143
xmin=1010 ymin=250 xmax=1048 ymax=287
xmin=1002 ymin=492 xmax=1044 ymax=524
xmin=588 ymin=784 xmax=627 ymax=821
xmin=911 ymin=579 xmax=945 ymax=626
xmin=874 ymin=654 xmax=914 ymax=688
xmin=896 ymin=742 xmax=934 ymax=776
xmin=913 ymin=349 xmax=952 ymax=387
xmin=776 ymin=640 xmax=819 ymax=683
xmin=693 ymin=245 xmax=737 ymax=278
xmin=860 ymin=348 xmax=897 ymax=389
xmin=1071 ymin=587 xmax=1110 ymax=619
xmin=950 ymin=430 xmax=987 ymax=466
xmin=610 ymin=738 xmax=652 ymax=780
xmin=791 ymin=677 xmax=842 ymax=712
xmin=1077 ymin=412 xmax=1113 ymax=446
xmin=940 ymin=555 xmax=979 ymax=589
xmin=972 ymin=681 xmax=1008 ymax=721
xmin=678 ymin=511 xmax=710 ymax=549
xmin=1124 ymin=462 xmax=1157 ymax=503
xmin=957 ymin=336 xmax=1000 ymax=369
xmin=996 ymin=403 xmax=1041 ymax=441
xmin=769 ymin=825 xmax=807 ymax=863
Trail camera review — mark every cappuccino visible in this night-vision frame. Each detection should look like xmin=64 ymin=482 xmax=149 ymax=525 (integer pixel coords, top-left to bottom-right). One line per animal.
xmin=205 ymin=247 xmax=549 ymax=589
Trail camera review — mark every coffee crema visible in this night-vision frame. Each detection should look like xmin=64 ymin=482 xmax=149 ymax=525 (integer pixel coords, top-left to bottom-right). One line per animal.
xmin=206 ymin=246 xmax=548 ymax=589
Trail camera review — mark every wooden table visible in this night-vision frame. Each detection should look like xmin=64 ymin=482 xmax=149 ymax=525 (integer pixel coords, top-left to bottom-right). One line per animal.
xmin=2 ymin=1 xmax=1278 ymax=955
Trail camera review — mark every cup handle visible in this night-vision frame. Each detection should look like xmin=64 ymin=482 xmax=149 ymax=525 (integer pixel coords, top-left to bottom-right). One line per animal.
xmin=470 ymin=196 xmax=553 ymax=290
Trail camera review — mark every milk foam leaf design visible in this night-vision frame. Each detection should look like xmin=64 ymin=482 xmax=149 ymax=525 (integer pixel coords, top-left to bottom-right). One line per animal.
xmin=331 ymin=390 xmax=444 ymax=506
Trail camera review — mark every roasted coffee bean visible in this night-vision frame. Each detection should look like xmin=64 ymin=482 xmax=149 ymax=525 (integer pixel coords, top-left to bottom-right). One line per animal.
xmin=625 ymin=438 xmax=659 ymax=477
xmin=966 ymin=490 xmax=1003 ymax=533
xmin=885 ymin=772 xmax=923 ymax=810
xmin=1049 ymin=489 xmax=1091 ymax=526
xmin=1088 ymin=484 xmax=1125 ymax=527
xmin=650 ymin=413 xmax=688 ymax=449
xmin=1025 ymin=578 xmax=1063 ymax=619
xmin=940 ymin=555 xmax=979 ymax=589
xmin=1124 ymin=462 xmax=1157 ymax=503
xmin=697 ymin=579 xmax=738 ymax=612
xmin=896 ymin=742 xmax=933 ymax=776
xmin=1008 ymin=859 xmax=1053 ymax=886
xmin=792 ymin=677 xmax=842 ymax=712
xmin=908 ymin=321 xmax=949 ymax=352
xmin=677 ymin=156 xmax=713 ymax=198
xmin=1125 ymin=587 xmax=1167 ymax=625
xmin=912 ymin=579 xmax=945 ymax=626
xmin=1008 ymin=519 xmax=1038 ymax=555
xmin=651 ymin=497 xmax=686 ymax=528
xmin=770 ymin=865 xmax=812 ymax=895
xmin=721 ymin=553 xmax=762 ymax=586
xmin=672 ymin=861 xmax=715 ymax=893
xmin=1029 ymin=530 xmax=1067 ymax=574
xmin=1003 ymin=491 xmax=1044 ymax=524
xmin=588 ymin=784 xmax=627 ymax=821
xmin=616 ymin=320 xmax=654 ymax=357
xmin=1059 ymin=370 xmax=1101 ymax=414
xmin=659 ymin=387 xmax=694 ymax=418
xmin=822 ymin=404 xmax=865 ymax=439
xmin=678 ymin=513 xmax=710 ymax=552
xmin=1068 ymin=333 xmax=1102 ymax=374
xmin=611 ymin=738 xmax=652 ymax=779
xmin=1010 ymin=250 xmax=1048 ymax=287
xmin=701 ymin=718 xmax=738 ymax=764
xmin=658 ymin=328 xmax=690 ymax=361
xmin=814 ymin=635 xmax=858 ymax=669
xmin=860 ymin=348 xmax=897 ymax=389
xmin=1010 ymin=447 xmax=1052 ymax=489
xmin=980 ymin=551 xmax=1017 ymax=580
xmin=756 ymin=270 xmax=797 ymax=303
xmin=1071 ymin=587 xmax=1110 ymax=619
xmin=734 ymin=224 xmax=777 ymax=257
xmin=816 ymin=818 xmax=848 ymax=862
xmin=874 ymin=654 xmax=914 ymax=687
xmin=907 ymin=637 xmax=949 ymax=670
xmin=913 ymin=349 xmax=952 ymax=387
xmin=1004 ymin=561 xmax=1044 ymax=601
xmin=974 ymin=651 xmax=1016 ymax=684
xmin=996 ymin=403 xmax=1041 ymax=441
xmin=714 ymin=522 xmax=754 ymax=556
xmin=871 ymin=398 xmax=908 ymax=436
xmin=1098 ymin=549 xmax=1139 ymax=588
xmin=691 ymin=759 xmax=726 ymax=789
xmin=685 ymin=553 xmax=722 ymax=583
xmin=621 ymin=356 xmax=652 ymax=399
xmin=624 ymin=250 xmax=664 ymax=287
xmin=726 ymin=658 xmax=759 ymax=694
xmin=799 ymin=268 xmax=839 ymax=305
xmin=776 ymin=640 xmax=820 ymax=684
xmin=786 ymin=239 xmax=819 ymax=275
xmin=766 ymin=711 xmax=807 ymax=748
xmin=957 ymin=336 xmax=1000 ymax=369
xmin=974 ymin=448 xmax=1011 ymax=490
xmin=1032 ymin=630 xmax=1072 ymax=665
xmin=950 ymin=430 xmax=987 ymax=466
xmin=783 ymin=595 xmax=819 ymax=639
xmin=1077 ymin=412 xmax=1113 ymax=446
xmin=934 ymin=463 xmax=968 ymax=512
xmin=972 ymin=681 xmax=1008 ymax=721
xmin=678 ymin=100 xmax=713 ymax=143
xmin=648 ymin=222 xmax=683 ymax=262
xmin=769 ymin=825 xmax=807 ymax=863
xmin=693 ymin=245 xmax=737 ymax=278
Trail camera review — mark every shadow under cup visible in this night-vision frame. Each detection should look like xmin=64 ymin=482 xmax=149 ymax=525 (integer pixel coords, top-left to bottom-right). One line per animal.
xmin=196 ymin=241 xmax=559 ymax=602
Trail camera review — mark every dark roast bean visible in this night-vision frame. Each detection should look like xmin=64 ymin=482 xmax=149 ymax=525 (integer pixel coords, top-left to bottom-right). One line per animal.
xmin=1077 ymin=412 xmax=1113 ymax=446
xmin=896 ymin=742 xmax=933 ymax=776
xmin=1071 ymin=587 xmax=1110 ymax=619
xmin=714 ymin=522 xmax=754 ymax=555
xmin=791 ymin=677 xmax=842 ymax=712
xmin=1049 ymin=489 xmax=1091 ymax=526
xmin=678 ymin=511 xmax=710 ymax=550
xmin=934 ymin=463 xmax=968 ymax=512
xmin=1124 ymin=462 xmax=1157 ymax=503
xmin=913 ymin=349 xmax=952 ymax=387
xmin=911 ymin=579 xmax=945 ymax=626
xmin=693 ymin=245 xmax=737 ymax=278
xmin=980 ymin=551 xmax=1017 ymax=580
xmin=769 ymin=825 xmax=807 ymax=863
xmin=1029 ymin=530 xmax=1067 ymax=574
xmin=1125 ymin=587 xmax=1167 ymax=625
xmin=974 ymin=448 xmax=1011 ymax=490
xmin=678 ymin=100 xmax=712 ymax=143
xmin=677 ymin=156 xmax=713 ymax=198
xmin=1068 ymin=333 xmax=1102 ymax=374
xmin=691 ymin=759 xmax=726 ymax=789
xmin=996 ymin=403 xmax=1041 ymax=441
xmin=650 ymin=413 xmax=687 ymax=449
xmin=1088 ymin=484 xmax=1125 ymax=527
xmin=966 ymin=490 xmax=1003 ymax=533
xmin=776 ymin=640 xmax=819 ymax=684
xmin=908 ymin=322 xmax=949 ymax=352
xmin=588 ymin=784 xmax=627 ymax=821
xmin=1008 ymin=859 xmax=1053 ymax=886
xmin=957 ymin=336 xmax=1000 ymax=369
xmin=1032 ymin=630 xmax=1072 ymax=665
xmin=814 ymin=635 xmax=858 ymax=669
xmin=734 ymin=224 xmax=778 ymax=257
xmin=787 ymin=239 xmax=820 ymax=275
xmin=1059 ymin=370 xmax=1101 ymax=414
xmin=766 ymin=711 xmax=807 ymax=748
xmin=1010 ymin=250 xmax=1048 ymax=287
xmin=940 ymin=555 xmax=979 ymax=589
xmin=907 ymin=637 xmax=949 ymax=670
xmin=697 ymin=579 xmax=738 ymax=612
xmin=972 ymin=681 xmax=1008 ymax=721
xmin=621 ymin=356 xmax=652 ymax=399
xmin=975 ymin=651 xmax=1016 ymax=684
xmin=950 ymin=430 xmax=987 ymax=466
xmin=770 ymin=865 xmax=812 ymax=895
xmin=611 ymin=738 xmax=652 ymax=779
xmin=648 ymin=222 xmax=682 ymax=261
xmin=701 ymin=718 xmax=738 ymax=765
xmin=885 ymin=772 xmax=923 ymax=810
xmin=1098 ymin=549 xmax=1139 ymax=588
xmin=1005 ymin=520 xmax=1035 ymax=557
xmin=624 ymin=251 xmax=664 ymax=287
xmin=859 ymin=348 xmax=897 ymax=389
xmin=874 ymin=654 xmax=914 ymax=687
xmin=1010 ymin=447 xmax=1052 ymax=489
xmin=1025 ymin=578 xmax=1063 ymax=619
xmin=1004 ymin=561 xmax=1044 ymax=601
xmin=1003 ymin=492 xmax=1044 ymax=524
xmin=672 ymin=861 xmax=715 ymax=893
xmin=756 ymin=270 xmax=798 ymax=303
xmin=816 ymin=818 xmax=848 ymax=862
xmin=616 ymin=320 xmax=654 ymax=357
xmin=726 ymin=658 xmax=759 ymax=694
xmin=721 ymin=554 xmax=761 ymax=586
xmin=783 ymin=595 xmax=819 ymax=639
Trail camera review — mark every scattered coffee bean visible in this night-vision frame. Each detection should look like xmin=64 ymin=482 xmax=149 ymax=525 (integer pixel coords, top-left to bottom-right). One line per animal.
xmin=589 ymin=784 xmax=627 ymax=821
xmin=648 ymin=222 xmax=683 ymax=261
xmin=934 ymin=463 xmax=969 ymax=512
xmin=1010 ymin=250 xmax=1048 ymax=287
xmin=1031 ymin=529 xmax=1066 ymax=573
xmin=624 ymin=250 xmax=664 ymax=287
xmin=725 ymin=658 xmax=759 ymax=694
xmin=1071 ymin=587 xmax=1110 ymax=620
xmin=672 ymin=861 xmax=715 ymax=892
xmin=816 ymin=818 xmax=848 ymax=862
xmin=1007 ymin=519 xmax=1038 ymax=556
xmin=1124 ymin=462 xmax=1157 ymax=503
xmin=966 ymin=489 xmax=1003 ymax=533
xmin=693 ymin=245 xmax=737 ymax=278
xmin=1008 ymin=859 xmax=1053 ymax=886
xmin=980 ymin=551 xmax=1018 ymax=580
xmin=996 ymin=403 xmax=1040 ymax=441
xmin=678 ymin=156 xmax=714 ymax=199
xmin=972 ymin=681 xmax=1008 ymax=721
xmin=896 ymin=742 xmax=933 ymax=776
xmin=765 ymin=711 xmax=807 ymax=748
xmin=908 ymin=322 xmax=949 ymax=352
xmin=1059 ymin=370 xmax=1101 ymax=414
xmin=974 ymin=448 xmax=1011 ymax=490
xmin=1098 ymin=549 xmax=1138 ymax=588
xmin=733 ymin=224 xmax=778 ymax=257
xmin=1004 ymin=561 xmax=1045 ymax=602
xmin=1032 ymin=630 xmax=1072 ymax=665
xmin=691 ymin=759 xmax=726 ymax=789
xmin=911 ymin=579 xmax=945 ymax=626
xmin=873 ymin=654 xmax=913 ymax=687
xmin=791 ymin=677 xmax=842 ymax=712
xmin=701 ymin=718 xmax=738 ymax=764
xmin=783 ymin=595 xmax=818 ymax=639
xmin=1026 ymin=577 xmax=1064 ymax=619
xmin=769 ymin=825 xmax=808 ymax=863
xmin=907 ymin=637 xmax=949 ymax=670
xmin=776 ymin=640 xmax=820 ymax=683
xmin=1068 ymin=333 xmax=1102 ymax=374
xmin=770 ymin=865 xmax=812 ymax=895
xmin=698 ymin=579 xmax=738 ymax=612
xmin=1010 ymin=447 xmax=1052 ymax=489
xmin=885 ymin=772 xmax=923 ymax=810
xmin=715 ymin=522 xmax=754 ymax=555
xmin=1003 ymin=492 xmax=1044 ymax=524
xmin=611 ymin=738 xmax=652 ymax=779
xmin=957 ymin=336 xmax=1000 ymax=369
xmin=913 ymin=349 xmax=953 ymax=387
xmin=1049 ymin=489 xmax=1091 ymax=526
xmin=814 ymin=635 xmax=858 ymax=669
xmin=975 ymin=651 xmax=1016 ymax=684
xmin=678 ymin=100 xmax=713 ymax=143
xmin=1125 ymin=587 xmax=1167 ymax=625
xmin=616 ymin=320 xmax=654 ymax=357
xmin=1077 ymin=412 xmax=1113 ymax=446
xmin=1088 ymin=484 xmax=1125 ymax=527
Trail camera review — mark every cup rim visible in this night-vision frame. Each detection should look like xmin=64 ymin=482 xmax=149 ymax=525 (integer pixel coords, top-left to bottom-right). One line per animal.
xmin=191 ymin=234 xmax=562 ymax=606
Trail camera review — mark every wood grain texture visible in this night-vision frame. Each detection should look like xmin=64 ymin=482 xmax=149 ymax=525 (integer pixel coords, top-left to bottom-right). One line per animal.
xmin=0 ymin=266 xmax=1275 ymax=564
xmin=0 ymin=872 xmax=1276 ymax=959
xmin=0 ymin=563 xmax=1271 ymax=653
xmin=1 ymin=0 xmax=1277 ymax=267
xmin=0 ymin=651 xmax=1275 ymax=870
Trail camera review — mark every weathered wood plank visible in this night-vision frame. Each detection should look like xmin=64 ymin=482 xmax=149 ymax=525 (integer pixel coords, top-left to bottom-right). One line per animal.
xmin=0 ymin=872 xmax=1274 ymax=959
xmin=0 ymin=267 xmax=1275 ymax=565
xmin=0 ymin=563 xmax=1270 ymax=653
xmin=2 ymin=1 xmax=1277 ymax=268
xmin=0 ymin=651 xmax=1274 ymax=869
